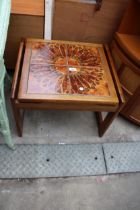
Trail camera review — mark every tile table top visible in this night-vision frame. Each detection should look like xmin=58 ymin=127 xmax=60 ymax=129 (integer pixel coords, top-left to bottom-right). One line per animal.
xmin=18 ymin=39 xmax=118 ymax=105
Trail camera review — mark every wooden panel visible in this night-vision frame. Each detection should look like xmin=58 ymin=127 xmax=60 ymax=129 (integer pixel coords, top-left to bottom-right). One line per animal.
xmin=115 ymin=33 xmax=140 ymax=66
xmin=130 ymin=97 xmax=140 ymax=124
xmin=120 ymin=66 xmax=140 ymax=93
xmin=121 ymin=88 xmax=140 ymax=125
xmin=53 ymin=0 xmax=129 ymax=43
xmin=53 ymin=1 xmax=97 ymax=42
xmin=11 ymin=41 xmax=25 ymax=100
xmin=4 ymin=15 xmax=44 ymax=69
xmin=14 ymin=100 xmax=118 ymax=112
xmin=111 ymin=40 xmax=140 ymax=126
xmin=11 ymin=0 xmax=45 ymax=16
xmin=118 ymin=0 xmax=140 ymax=35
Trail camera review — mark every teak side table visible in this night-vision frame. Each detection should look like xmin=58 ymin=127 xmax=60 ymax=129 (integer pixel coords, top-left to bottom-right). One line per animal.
xmin=11 ymin=39 xmax=125 ymax=137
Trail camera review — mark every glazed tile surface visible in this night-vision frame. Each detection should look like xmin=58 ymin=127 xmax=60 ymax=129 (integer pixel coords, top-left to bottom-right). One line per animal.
xmin=27 ymin=42 xmax=110 ymax=96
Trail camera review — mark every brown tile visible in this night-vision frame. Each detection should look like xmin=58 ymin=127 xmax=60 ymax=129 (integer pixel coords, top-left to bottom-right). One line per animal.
xmin=66 ymin=44 xmax=101 ymax=67
xmin=27 ymin=64 xmax=71 ymax=94
xmin=30 ymin=42 xmax=67 ymax=65
xmin=68 ymin=66 xmax=110 ymax=96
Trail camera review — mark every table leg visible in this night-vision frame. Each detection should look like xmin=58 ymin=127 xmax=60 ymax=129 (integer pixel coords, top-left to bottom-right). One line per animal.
xmin=96 ymin=103 xmax=124 ymax=137
xmin=11 ymin=99 xmax=24 ymax=137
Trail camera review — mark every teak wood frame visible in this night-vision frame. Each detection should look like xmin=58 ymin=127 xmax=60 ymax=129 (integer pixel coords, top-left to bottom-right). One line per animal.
xmin=18 ymin=39 xmax=118 ymax=105
xmin=11 ymin=40 xmax=125 ymax=137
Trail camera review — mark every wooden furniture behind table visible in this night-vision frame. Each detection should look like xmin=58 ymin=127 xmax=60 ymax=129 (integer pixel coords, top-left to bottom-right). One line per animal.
xmin=53 ymin=0 xmax=129 ymax=43
xmin=111 ymin=0 xmax=140 ymax=126
xmin=4 ymin=0 xmax=45 ymax=70
xmin=5 ymin=0 xmax=130 ymax=70
xmin=11 ymin=39 xmax=125 ymax=137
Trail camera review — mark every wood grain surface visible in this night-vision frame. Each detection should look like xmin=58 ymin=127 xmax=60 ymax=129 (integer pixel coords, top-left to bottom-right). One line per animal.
xmin=11 ymin=0 xmax=45 ymax=16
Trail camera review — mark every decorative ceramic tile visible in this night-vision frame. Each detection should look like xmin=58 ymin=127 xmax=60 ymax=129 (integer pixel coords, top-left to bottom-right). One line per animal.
xmin=30 ymin=42 xmax=67 ymax=65
xmin=28 ymin=65 xmax=70 ymax=94
xmin=26 ymin=41 xmax=110 ymax=96
xmin=67 ymin=44 xmax=101 ymax=67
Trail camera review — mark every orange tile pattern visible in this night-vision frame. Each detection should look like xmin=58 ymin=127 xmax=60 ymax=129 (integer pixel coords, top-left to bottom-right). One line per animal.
xmin=27 ymin=42 xmax=110 ymax=96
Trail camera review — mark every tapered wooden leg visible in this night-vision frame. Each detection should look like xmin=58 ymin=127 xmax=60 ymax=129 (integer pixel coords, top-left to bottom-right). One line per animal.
xmin=11 ymin=99 xmax=24 ymax=137
xmin=96 ymin=103 xmax=124 ymax=137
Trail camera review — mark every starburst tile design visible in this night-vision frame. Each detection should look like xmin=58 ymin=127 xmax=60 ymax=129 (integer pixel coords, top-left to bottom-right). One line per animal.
xmin=27 ymin=42 xmax=110 ymax=96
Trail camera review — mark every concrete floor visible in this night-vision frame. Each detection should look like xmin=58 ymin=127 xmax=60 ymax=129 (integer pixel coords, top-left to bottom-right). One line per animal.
xmin=0 ymin=109 xmax=140 ymax=145
xmin=0 ymin=97 xmax=140 ymax=210
xmin=1 ymin=174 xmax=140 ymax=210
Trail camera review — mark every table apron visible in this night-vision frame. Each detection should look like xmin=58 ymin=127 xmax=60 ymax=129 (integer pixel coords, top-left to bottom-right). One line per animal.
xmin=14 ymin=100 xmax=118 ymax=112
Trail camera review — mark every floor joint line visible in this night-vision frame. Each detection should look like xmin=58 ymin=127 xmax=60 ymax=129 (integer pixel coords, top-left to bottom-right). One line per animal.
xmin=101 ymin=144 xmax=108 ymax=174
